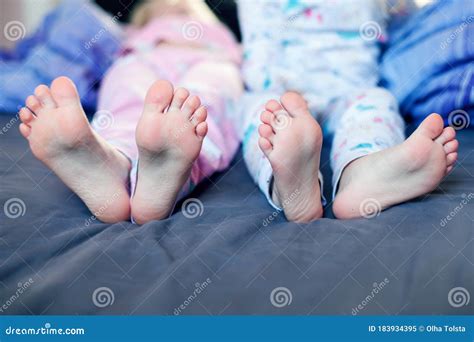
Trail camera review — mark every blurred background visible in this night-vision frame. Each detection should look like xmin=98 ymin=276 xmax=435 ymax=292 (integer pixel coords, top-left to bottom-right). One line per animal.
xmin=1 ymin=0 xmax=438 ymax=50
xmin=0 ymin=0 xmax=241 ymax=49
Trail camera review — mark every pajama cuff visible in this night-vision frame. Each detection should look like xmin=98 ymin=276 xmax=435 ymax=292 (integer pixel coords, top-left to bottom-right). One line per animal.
xmin=331 ymin=148 xmax=379 ymax=199
xmin=260 ymin=165 xmax=327 ymax=211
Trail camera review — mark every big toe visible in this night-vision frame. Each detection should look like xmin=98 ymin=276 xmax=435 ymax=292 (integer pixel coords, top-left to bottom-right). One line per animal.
xmin=51 ymin=76 xmax=81 ymax=107
xmin=144 ymin=80 xmax=174 ymax=113
xmin=280 ymin=91 xmax=309 ymax=116
xmin=416 ymin=113 xmax=444 ymax=140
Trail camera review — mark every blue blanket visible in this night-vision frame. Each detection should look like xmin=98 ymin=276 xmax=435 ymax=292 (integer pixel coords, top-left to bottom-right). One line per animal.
xmin=0 ymin=0 xmax=122 ymax=113
xmin=381 ymin=0 xmax=473 ymax=127
xmin=0 ymin=112 xmax=473 ymax=315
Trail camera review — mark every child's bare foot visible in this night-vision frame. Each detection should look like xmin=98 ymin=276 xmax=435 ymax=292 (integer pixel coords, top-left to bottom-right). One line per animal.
xmin=131 ymin=80 xmax=208 ymax=224
xmin=258 ymin=92 xmax=323 ymax=223
xmin=333 ymin=114 xmax=459 ymax=219
xmin=18 ymin=77 xmax=131 ymax=222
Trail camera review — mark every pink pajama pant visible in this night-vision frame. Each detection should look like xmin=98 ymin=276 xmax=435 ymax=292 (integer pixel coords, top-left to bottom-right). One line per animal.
xmin=91 ymin=16 xmax=242 ymax=202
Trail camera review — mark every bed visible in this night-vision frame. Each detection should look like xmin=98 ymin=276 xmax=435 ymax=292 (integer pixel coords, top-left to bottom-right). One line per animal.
xmin=0 ymin=114 xmax=472 ymax=315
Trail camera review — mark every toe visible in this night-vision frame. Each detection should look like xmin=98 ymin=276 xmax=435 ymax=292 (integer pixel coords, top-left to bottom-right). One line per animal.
xmin=182 ymin=95 xmax=201 ymax=118
xmin=50 ymin=76 xmax=82 ymax=107
xmin=195 ymin=121 xmax=208 ymax=139
xmin=443 ymin=139 xmax=459 ymax=154
xmin=258 ymin=137 xmax=273 ymax=155
xmin=265 ymin=99 xmax=283 ymax=113
xmin=25 ymin=95 xmax=41 ymax=114
xmin=258 ymin=123 xmax=274 ymax=142
xmin=280 ymin=91 xmax=308 ymax=116
xmin=260 ymin=110 xmax=275 ymax=124
xmin=435 ymin=126 xmax=456 ymax=145
xmin=416 ymin=113 xmax=444 ymax=140
xmin=446 ymin=165 xmax=453 ymax=174
xmin=191 ymin=106 xmax=207 ymax=125
xmin=19 ymin=123 xmax=31 ymax=138
xmin=34 ymin=85 xmax=56 ymax=109
xmin=169 ymin=87 xmax=189 ymax=110
xmin=19 ymin=107 xmax=34 ymax=125
xmin=446 ymin=152 xmax=457 ymax=166
xmin=144 ymin=80 xmax=174 ymax=113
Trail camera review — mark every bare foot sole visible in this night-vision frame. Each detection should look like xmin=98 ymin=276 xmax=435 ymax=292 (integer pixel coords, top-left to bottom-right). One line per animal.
xmin=19 ymin=77 xmax=131 ymax=222
xmin=333 ymin=113 xmax=459 ymax=219
xmin=131 ymin=80 xmax=208 ymax=224
xmin=258 ymin=92 xmax=323 ymax=223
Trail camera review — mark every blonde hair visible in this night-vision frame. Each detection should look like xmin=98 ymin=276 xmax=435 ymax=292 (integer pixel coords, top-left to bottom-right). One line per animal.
xmin=131 ymin=0 xmax=218 ymax=27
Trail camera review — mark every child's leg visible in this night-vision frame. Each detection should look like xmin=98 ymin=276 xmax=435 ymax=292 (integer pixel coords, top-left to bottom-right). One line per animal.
xmin=242 ymin=91 xmax=324 ymax=223
xmin=331 ymin=88 xmax=459 ymax=219
xmin=18 ymin=77 xmax=131 ymax=222
xmin=91 ymin=55 xmax=159 ymax=194
xmin=178 ymin=61 xmax=242 ymax=185
xmin=130 ymin=80 xmax=208 ymax=224
xmin=131 ymin=61 xmax=242 ymax=224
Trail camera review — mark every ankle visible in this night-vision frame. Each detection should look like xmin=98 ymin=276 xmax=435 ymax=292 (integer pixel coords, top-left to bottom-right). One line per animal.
xmin=270 ymin=179 xmax=282 ymax=208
